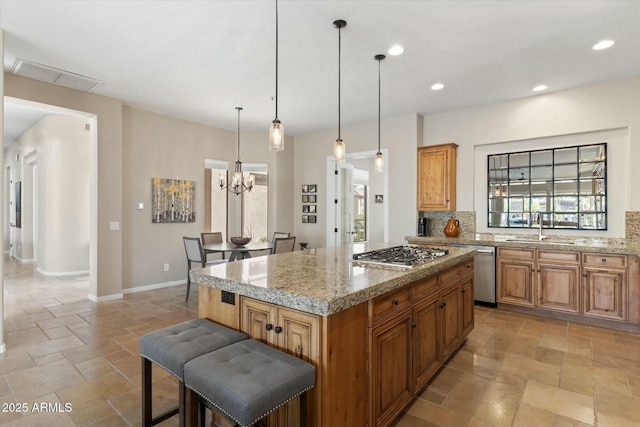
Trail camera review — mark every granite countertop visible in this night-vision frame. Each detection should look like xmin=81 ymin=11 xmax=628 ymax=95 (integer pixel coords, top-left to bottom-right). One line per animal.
xmin=191 ymin=243 xmax=476 ymax=316
xmin=406 ymin=234 xmax=639 ymax=256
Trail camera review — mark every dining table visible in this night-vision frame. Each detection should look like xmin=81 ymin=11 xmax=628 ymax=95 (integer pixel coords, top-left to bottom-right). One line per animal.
xmin=203 ymin=241 xmax=274 ymax=262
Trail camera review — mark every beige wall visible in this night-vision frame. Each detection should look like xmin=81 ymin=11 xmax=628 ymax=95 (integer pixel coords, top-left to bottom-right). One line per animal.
xmin=293 ymin=113 xmax=419 ymax=249
xmin=423 ymin=75 xmax=640 ymax=238
xmin=5 ymin=72 xmax=124 ymax=299
xmin=122 ymin=106 xmax=294 ymax=290
xmin=1 ymin=29 xmax=5 ymax=352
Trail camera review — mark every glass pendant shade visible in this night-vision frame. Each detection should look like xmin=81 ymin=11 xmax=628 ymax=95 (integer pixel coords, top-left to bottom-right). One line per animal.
xmin=375 ymin=152 xmax=384 ymax=172
xmin=334 ymin=139 xmax=345 ymax=163
xmin=269 ymin=119 xmax=284 ymax=151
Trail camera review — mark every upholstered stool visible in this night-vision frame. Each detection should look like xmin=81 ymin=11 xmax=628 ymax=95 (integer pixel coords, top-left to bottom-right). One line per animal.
xmin=139 ymin=318 xmax=248 ymax=427
xmin=184 ymin=339 xmax=316 ymax=427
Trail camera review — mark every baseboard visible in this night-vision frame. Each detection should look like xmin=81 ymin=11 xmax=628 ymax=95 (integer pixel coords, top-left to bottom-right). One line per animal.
xmin=37 ymin=267 xmax=90 ymax=277
xmin=122 ymin=280 xmax=185 ymax=294
xmin=14 ymin=256 xmax=35 ymax=263
xmin=88 ymin=293 xmax=124 ymax=302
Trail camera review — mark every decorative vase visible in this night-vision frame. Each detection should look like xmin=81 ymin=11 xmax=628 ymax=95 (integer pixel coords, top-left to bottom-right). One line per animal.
xmin=444 ymin=218 xmax=460 ymax=237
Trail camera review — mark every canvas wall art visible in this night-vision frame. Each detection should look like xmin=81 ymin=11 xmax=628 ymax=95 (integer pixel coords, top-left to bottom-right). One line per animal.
xmin=152 ymin=178 xmax=196 ymax=223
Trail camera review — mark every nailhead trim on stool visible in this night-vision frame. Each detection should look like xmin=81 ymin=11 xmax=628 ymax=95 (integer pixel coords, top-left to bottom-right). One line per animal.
xmin=139 ymin=318 xmax=247 ymax=427
xmin=184 ymin=339 xmax=316 ymax=427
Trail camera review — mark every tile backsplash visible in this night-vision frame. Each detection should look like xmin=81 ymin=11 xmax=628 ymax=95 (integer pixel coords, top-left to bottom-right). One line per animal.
xmin=419 ymin=211 xmax=476 ymax=239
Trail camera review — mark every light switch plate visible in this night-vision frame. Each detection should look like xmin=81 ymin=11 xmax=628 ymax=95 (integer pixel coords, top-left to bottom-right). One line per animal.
xmin=109 ymin=221 xmax=120 ymax=231
xmin=137 ymin=202 xmax=144 ymax=210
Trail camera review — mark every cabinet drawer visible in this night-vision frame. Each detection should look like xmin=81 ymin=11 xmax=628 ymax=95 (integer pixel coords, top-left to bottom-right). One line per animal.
xmin=498 ymin=247 xmax=535 ymax=260
xmin=458 ymin=259 xmax=474 ymax=277
xmin=439 ymin=266 xmax=460 ymax=287
xmin=412 ymin=276 xmax=438 ymax=303
xmin=369 ymin=287 xmax=411 ymax=326
xmin=538 ymin=250 xmax=580 ymax=264
xmin=582 ymin=253 xmax=627 ymax=268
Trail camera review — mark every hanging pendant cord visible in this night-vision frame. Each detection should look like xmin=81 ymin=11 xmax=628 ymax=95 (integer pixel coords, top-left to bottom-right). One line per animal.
xmin=275 ymin=0 xmax=279 ymax=119
xmin=338 ymin=26 xmax=341 ymax=141
xmin=236 ymin=107 xmax=241 ymax=161
xmin=378 ymin=59 xmax=381 ymax=152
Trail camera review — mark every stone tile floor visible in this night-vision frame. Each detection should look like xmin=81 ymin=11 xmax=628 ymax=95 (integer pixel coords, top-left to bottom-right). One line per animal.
xmin=1 ymin=256 xmax=639 ymax=426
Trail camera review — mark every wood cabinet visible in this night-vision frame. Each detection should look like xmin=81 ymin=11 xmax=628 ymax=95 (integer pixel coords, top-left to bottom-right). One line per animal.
xmin=240 ymin=298 xmax=320 ymax=426
xmin=417 ymin=143 xmax=457 ymax=211
xmin=369 ymin=264 xmax=473 ymax=427
xmin=497 ymin=248 xmax=632 ymax=326
xmin=582 ymin=253 xmax=628 ymax=322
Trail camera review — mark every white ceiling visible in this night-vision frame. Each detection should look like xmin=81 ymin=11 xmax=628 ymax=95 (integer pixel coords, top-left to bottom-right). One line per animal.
xmin=2 ymin=0 xmax=640 ymax=146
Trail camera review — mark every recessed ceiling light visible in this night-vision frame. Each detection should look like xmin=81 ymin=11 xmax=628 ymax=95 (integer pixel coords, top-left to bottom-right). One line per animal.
xmin=533 ymin=85 xmax=548 ymax=92
xmin=431 ymin=83 xmax=444 ymax=91
xmin=593 ymin=40 xmax=615 ymax=51
xmin=388 ymin=45 xmax=404 ymax=56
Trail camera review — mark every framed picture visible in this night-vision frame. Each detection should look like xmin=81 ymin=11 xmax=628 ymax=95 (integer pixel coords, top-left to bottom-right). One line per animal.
xmin=375 ymin=194 xmax=384 ymax=203
xmin=309 ymin=215 xmax=317 ymax=223
xmin=309 ymin=205 xmax=316 ymax=213
xmin=302 ymin=185 xmax=308 ymax=193
xmin=309 ymin=195 xmax=317 ymax=203
xmin=152 ymin=177 xmax=196 ymax=223
xmin=309 ymin=184 xmax=317 ymax=193
xmin=302 ymin=195 xmax=309 ymax=203
xmin=302 ymin=215 xmax=309 ymax=223
xmin=303 ymin=205 xmax=310 ymax=213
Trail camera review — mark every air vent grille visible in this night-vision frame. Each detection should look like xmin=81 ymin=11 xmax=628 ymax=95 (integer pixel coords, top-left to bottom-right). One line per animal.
xmin=11 ymin=59 xmax=102 ymax=92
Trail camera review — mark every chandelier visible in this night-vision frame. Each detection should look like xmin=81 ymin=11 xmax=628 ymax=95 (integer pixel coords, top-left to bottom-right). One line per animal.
xmin=220 ymin=107 xmax=254 ymax=195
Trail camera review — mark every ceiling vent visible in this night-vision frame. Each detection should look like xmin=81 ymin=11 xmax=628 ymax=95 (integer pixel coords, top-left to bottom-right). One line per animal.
xmin=10 ymin=59 xmax=102 ymax=92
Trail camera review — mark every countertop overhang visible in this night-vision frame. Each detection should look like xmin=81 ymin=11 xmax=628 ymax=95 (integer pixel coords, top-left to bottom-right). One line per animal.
xmin=191 ymin=243 xmax=476 ymax=316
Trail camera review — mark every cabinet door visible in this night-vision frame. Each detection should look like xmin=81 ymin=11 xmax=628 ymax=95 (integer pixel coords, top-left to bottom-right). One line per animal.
xmin=276 ymin=307 xmax=320 ymax=363
xmin=417 ymin=144 xmax=457 ymax=211
xmin=370 ymin=311 xmax=413 ymax=427
xmin=440 ymin=283 xmax=461 ymax=361
xmin=240 ymin=297 xmax=276 ymax=343
xmin=537 ymin=262 xmax=580 ymax=313
xmin=497 ymin=259 xmax=535 ymax=307
xmin=583 ymin=267 xmax=627 ymax=321
xmin=413 ymin=293 xmax=440 ymax=392
xmin=460 ymin=277 xmax=474 ymax=337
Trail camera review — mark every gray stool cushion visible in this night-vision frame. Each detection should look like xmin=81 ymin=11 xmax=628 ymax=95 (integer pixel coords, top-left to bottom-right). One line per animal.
xmin=140 ymin=318 xmax=247 ymax=379
xmin=184 ymin=339 xmax=316 ymax=427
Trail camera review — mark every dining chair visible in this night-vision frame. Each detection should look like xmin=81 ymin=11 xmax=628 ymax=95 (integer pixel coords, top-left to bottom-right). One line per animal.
xmin=201 ymin=231 xmax=225 ymax=260
xmin=272 ymin=236 xmax=296 ymax=254
xmin=183 ymin=236 xmax=227 ymax=302
xmin=271 ymin=231 xmax=290 ymax=243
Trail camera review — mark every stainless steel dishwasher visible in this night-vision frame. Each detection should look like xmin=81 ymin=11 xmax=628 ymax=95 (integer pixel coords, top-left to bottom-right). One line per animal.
xmin=449 ymin=244 xmax=496 ymax=306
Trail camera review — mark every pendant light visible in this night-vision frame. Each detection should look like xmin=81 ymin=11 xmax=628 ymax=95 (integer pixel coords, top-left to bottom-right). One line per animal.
xmin=333 ymin=19 xmax=347 ymax=163
xmin=269 ymin=0 xmax=284 ymax=151
xmin=374 ymin=54 xmax=385 ymax=173
xmin=220 ymin=107 xmax=255 ymax=195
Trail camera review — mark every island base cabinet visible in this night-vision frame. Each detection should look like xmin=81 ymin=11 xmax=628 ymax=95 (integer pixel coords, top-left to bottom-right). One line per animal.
xmin=583 ymin=267 xmax=627 ymax=322
xmin=461 ymin=277 xmax=475 ymax=337
xmin=413 ymin=294 xmax=440 ymax=391
xmin=370 ymin=311 xmax=413 ymax=427
xmin=239 ymin=297 xmax=320 ymax=427
xmin=440 ymin=282 xmax=462 ymax=361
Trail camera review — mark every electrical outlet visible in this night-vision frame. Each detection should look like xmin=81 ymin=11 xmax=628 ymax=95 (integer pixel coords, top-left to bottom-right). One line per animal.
xmin=163 ymin=263 xmax=170 ymax=272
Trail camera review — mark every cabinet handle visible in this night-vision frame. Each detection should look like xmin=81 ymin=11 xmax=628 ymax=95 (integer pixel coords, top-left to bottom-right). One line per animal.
xmin=294 ymin=344 xmax=303 ymax=357
xmin=461 ymin=289 xmax=466 ymax=293
xmin=274 ymin=326 xmax=282 ymax=334
xmin=410 ymin=322 xmax=417 ymax=328
xmin=392 ymin=300 xmax=399 ymax=306
xmin=440 ymin=302 xmax=447 ymax=308
xmin=602 ymin=258 xmax=607 ymax=262
xmin=265 ymin=323 xmax=273 ymax=331
xmin=582 ymin=274 xmax=587 ymax=278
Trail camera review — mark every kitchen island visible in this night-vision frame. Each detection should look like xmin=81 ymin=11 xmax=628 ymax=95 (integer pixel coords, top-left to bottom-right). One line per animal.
xmin=191 ymin=243 xmax=476 ymax=427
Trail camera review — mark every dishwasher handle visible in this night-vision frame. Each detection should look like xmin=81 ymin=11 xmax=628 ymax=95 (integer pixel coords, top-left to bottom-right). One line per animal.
xmin=476 ymin=249 xmax=494 ymax=254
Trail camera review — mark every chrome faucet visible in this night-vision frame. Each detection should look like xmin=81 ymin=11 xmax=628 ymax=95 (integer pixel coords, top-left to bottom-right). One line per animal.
xmin=537 ymin=211 xmax=548 ymax=241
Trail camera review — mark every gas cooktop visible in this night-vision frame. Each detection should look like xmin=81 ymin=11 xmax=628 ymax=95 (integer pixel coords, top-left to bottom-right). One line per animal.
xmin=352 ymin=245 xmax=449 ymax=269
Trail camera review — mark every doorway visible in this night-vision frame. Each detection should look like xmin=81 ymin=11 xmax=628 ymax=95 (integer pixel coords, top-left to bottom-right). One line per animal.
xmin=325 ymin=149 xmax=389 ymax=247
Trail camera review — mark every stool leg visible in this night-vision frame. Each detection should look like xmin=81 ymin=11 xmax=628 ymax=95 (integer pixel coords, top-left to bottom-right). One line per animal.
xmin=182 ymin=385 xmax=199 ymax=427
xmin=142 ymin=357 xmax=152 ymax=427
